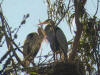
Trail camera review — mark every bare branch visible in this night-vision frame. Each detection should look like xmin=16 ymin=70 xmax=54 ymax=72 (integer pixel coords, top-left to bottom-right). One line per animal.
xmin=68 ymin=0 xmax=83 ymax=63
xmin=94 ymin=0 xmax=99 ymax=16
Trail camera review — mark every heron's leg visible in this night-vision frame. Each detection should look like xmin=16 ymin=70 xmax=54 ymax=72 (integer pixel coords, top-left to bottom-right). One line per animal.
xmin=58 ymin=49 xmax=63 ymax=61
xmin=53 ymin=52 xmax=55 ymax=61
xmin=54 ymin=52 xmax=58 ymax=62
xmin=62 ymin=50 xmax=68 ymax=63
xmin=64 ymin=53 xmax=68 ymax=62
xmin=31 ymin=60 xmax=35 ymax=66
xmin=59 ymin=52 xmax=61 ymax=60
xmin=24 ymin=60 xmax=30 ymax=67
xmin=55 ymin=52 xmax=57 ymax=61
xmin=58 ymin=50 xmax=62 ymax=62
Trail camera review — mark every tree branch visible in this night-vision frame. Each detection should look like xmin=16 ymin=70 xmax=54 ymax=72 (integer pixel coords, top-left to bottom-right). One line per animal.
xmin=69 ymin=0 xmax=83 ymax=63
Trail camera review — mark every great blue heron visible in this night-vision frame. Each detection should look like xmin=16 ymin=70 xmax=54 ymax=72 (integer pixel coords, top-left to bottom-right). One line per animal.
xmin=23 ymin=27 xmax=45 ymax=66
xmin=38 ymin=19 xmax=68 ymax=62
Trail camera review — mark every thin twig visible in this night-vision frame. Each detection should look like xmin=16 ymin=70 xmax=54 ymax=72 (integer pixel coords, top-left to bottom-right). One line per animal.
xmin=38 ymin=48 xmax=43 ymax=65
xmin=94 ymin=0 xmax=99 ymax=16
xmin=0 ymin=50 xmax=11 ymax=63
xmin=56 ymin=0 xmax=71 ymax=26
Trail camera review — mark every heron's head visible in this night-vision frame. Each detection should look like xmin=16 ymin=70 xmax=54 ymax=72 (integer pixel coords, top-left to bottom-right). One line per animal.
xmin=38 ymin=27 xmax=43 ymax=33
xmin=38 ymin=27 xmax=46 ymax=37
xmin=38 ymin=19 xmax=55 ymax=26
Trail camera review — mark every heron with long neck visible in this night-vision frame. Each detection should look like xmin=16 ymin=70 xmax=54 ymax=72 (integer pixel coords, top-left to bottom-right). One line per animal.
xmin=38 ymin=19 xmax=68 ymax=62
xmin=23 ymin=27 xmax=45 ymax=66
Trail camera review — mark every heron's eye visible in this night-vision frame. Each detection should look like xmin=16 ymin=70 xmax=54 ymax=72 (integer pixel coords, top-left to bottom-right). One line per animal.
xmin=48 ymin=21 xmax=51 ymax=24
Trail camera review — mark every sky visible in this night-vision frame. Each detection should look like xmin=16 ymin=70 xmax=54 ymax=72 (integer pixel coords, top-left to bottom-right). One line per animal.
xmin=0 ymin=0 xmax=100 ymax=74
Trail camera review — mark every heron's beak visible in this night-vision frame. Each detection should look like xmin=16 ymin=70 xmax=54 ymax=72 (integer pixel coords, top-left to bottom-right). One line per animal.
xmin=38 ymin=21 xmax=48 ymax=25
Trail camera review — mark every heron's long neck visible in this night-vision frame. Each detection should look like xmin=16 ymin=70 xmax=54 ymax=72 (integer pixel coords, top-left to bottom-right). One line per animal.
xmin=38 ymin=29 xmax=45 ymax=39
